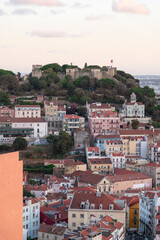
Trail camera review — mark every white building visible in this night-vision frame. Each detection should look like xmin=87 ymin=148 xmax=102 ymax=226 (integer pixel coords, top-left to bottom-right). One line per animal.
xmin=86 ymin=102 xmax=115 ymax=116
xmin=121 ymin=93 xmax=145 ymax=118
xmin=110 ymin=153 xmax=126 ymax=170
xmin=63 ymin=115 xmax=85 ymax=134
xmin=149 ymin=142 xmax=160 ymax=162
xmin=23 ymin=198 xmax=40 ymax=239
xmin=15 ymin=105 xmax=41 ymax=118
xmin=139 ymin=191 xmax=160 ymax=239
xmin=0 ymin=117 xmax=48 ymax=139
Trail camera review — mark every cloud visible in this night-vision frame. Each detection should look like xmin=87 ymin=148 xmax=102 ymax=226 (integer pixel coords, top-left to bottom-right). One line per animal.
xmin=8 ymin=0 xmax=64 ymax=7
xmin=0 ymin=10 xmax=5 ymax=15
xmin=72 ymin=2 xmax=90 ymax=8
xmin=86 ymin=14 xmax=107 ymax=21
xmin=50 ymin=9 xmax=65 ymax=14
xmin=112 ymin=0 xmax=150 ymax=15
xmin=12 ymin=8 xmax=36 ymax=15
xmin=30 ymin=30 xmax=83 ymax=38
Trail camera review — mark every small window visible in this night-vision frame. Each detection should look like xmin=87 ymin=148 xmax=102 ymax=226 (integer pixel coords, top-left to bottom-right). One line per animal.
xmin=80 ymin=214 xmax=84 ymax=218
xmin=72 ymin=214 xmax=76 ymax=218
xmin=72 ymin=222 xmax=76 ymax=227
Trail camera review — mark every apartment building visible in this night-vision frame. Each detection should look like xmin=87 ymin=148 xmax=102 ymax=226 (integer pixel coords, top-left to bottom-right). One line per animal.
xmin=110 ymin=153 xmax=126 ymax=170
xmin=68 ymin=191 xmax=126 ymax=231
xmin=0 ymin=117 xmax=47 ymax=139
xmin=149 ymin=142 xmax=160 ymax=162
xmin=0 ymin=152 xmax=23 ymax=240
xmin=105 ymin=169 xmax=152 ymax=194
xmin=38 ymin=224 xmax=66 ymax=240
xmin=88 ymin=158 xmax=112 ymax=173
xmin=65 ymin=215 xmax=124 ymax=240
xmin=141 ymin=162 xmax=160 ymax=188
xmin=94 ymin=134 xmax=122 ymax=153
xmin=104 ymin=139 xmax=123 ymax=155
xmin=15 ymin=105 xmax=41 ymax=118
xmin=44 ymin=101 xmax=66 ymax=133
xmin=63 ymin=115 xmax=85 ymax=134
xmin=23 ymin=198 xmax=40 ymax=239
xmin=139 ymin=191 xmax=156 ymax=238
xmin=88 ymin=110 xmax=120 ymax=137
xmin=86 ymin=102 xmax=115 ymax=116
xmin=0 ymin=106 xmax=15 ymax=117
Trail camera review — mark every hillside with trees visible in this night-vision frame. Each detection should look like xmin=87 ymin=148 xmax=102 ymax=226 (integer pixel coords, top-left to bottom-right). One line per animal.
xmin=0 ymin=64 xmax=157 ymax=118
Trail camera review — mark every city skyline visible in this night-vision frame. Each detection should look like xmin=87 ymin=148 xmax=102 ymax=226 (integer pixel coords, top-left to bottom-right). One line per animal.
xmin=0 ymin=0 xmax=159 ymax=75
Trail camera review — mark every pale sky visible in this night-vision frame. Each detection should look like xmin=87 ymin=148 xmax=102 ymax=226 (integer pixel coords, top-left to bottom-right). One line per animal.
xmin=0 ymin=0 xmax=159 ymax=75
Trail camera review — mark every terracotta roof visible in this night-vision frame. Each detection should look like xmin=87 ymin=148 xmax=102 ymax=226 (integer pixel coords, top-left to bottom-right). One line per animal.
xmin=65 ymin=161 xmax=86 ymax=166
xmin=15 ymin=105 xmax=40 ymax=107
xmin=88 ymin=158 xmax=112 ymax=164
xmin=95 ymin=134 xmax=120 ymax=139
xmin=119 ymin=129 xmax=154 ymax=137
xmin=39 ymin=224 xmax=66 ymax=235
xmin=70 ymin=170 xmax=93 ymax=178
xmin=106 ymin=169 xmax=151 ymax=183
xmin=111 ymin=153 xmax=124 ymax=157
xmin=67 ymin=186 xmax=96 ymax=194
xmin=145 ymin=162 xmax=160 ymax=168
xmin=126 ymin=155 xmax=141 ymax=159
xmin=89 ymin=103 xmax=111 ymax=109
xmin=125 ymin=102 xmax=143 ymax=105
xmin=87 ymin=147 xmax=99 ymax=153
xmin=79 ymin=173 xmax=105 ymax=185
xmin=0 ymin=116 xmax=46 ymax=123
xmin=89 ymin=111 xmax=118 ymax=118
xmin=58 ymin=106 xmax=66 ymax=111
xmin=70 ymin=192 xmax=123 ymax=210
xmin=144 ymin=191 xmax=155 ymax=199
xmin=64 ymin=114 xmax=84 ymax=119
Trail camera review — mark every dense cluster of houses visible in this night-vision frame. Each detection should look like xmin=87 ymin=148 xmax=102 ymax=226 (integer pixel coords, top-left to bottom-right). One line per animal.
xmin=1 ymin=92 xmax=160 ymax=239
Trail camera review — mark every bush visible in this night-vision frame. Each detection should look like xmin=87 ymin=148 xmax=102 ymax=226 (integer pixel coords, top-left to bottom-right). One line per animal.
xmin=12 ymin=137 xmax=27 ymax=150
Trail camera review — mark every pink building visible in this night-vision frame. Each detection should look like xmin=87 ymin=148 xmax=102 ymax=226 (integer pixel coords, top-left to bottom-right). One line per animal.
xmin=88 ymin=110 xmax=120 ymax=137
xmin=0 ymin=106 xmax=15 ymax=117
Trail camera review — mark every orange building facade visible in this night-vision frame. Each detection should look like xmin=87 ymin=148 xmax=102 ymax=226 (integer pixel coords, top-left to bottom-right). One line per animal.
xmin=0 ymin=152 xmax=23 ymax=240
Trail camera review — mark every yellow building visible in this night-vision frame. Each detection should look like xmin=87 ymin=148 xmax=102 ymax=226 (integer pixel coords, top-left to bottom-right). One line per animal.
xmin=104 ymin=140 xmax=123 ymax=155
xmin=120 ymin=195 xmax=139 ymax=231
xmin=44 ymin=100 xmax=58 ymax=120
xmin=122 ymin=137 xmax=136 ymax=155
xmin=88 ymin=158 xmax=112 ymax=173
xmin=68 ymin=191 xmax=126 ymax=231
xmin=65 ymin=161 xmax=87 ymax=174
xmin=129 ymin=200 xmax=139 ymax=230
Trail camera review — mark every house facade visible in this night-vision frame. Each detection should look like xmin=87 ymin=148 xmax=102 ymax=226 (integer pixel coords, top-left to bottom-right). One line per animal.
xmin=15 ymin=105 xmax=41 ymax=118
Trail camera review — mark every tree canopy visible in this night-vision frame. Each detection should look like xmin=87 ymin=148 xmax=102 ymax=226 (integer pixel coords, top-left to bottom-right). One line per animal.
xmin=12 ymin=137 xmax=28 ymax=150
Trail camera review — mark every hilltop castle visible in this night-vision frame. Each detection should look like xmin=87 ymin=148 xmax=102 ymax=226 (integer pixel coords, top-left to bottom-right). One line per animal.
xmin=32 ymin=63 xmax=117 ymax=80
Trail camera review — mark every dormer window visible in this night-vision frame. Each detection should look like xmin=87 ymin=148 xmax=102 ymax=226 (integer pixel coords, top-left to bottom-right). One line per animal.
xmin=109 ymin=204 xmax=114 ymax=210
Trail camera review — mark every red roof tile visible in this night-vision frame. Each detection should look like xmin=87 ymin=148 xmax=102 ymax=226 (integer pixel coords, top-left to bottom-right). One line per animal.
xmin=70 ymin=192 xmax=123 ymax=210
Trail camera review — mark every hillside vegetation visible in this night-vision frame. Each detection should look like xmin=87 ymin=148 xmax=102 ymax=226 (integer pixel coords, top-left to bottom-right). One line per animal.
xmin=0 ymin=64 xmax=157 ymax=118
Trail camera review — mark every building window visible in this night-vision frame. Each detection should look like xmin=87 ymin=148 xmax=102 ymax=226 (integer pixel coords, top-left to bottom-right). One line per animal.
xmin=134 ymin=209 xmax=137 ymax=215
xmin=72 ymin=222 xmax=76 ymax=227
xmin=72 ymin=214 xmax=76 ymax=218
xmin=80 ymin=214 xmax=84 ymax=218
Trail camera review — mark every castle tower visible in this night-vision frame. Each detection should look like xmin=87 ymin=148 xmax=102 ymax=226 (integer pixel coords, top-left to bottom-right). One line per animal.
xmin=130 ymin=93 xmax=137 ymax=103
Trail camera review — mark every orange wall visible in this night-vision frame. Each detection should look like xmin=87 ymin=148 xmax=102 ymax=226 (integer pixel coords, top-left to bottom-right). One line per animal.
xmin=0 ymin=152 xmax=23 ymax=240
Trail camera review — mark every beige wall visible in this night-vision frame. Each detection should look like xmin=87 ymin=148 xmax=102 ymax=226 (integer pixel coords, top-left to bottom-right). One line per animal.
xmin=38 ymin=232 xmax=64 ymax=240
xmin=88 ymin=162 xmax=112 ymax=173
xmin=65 ymin=164 xmax=87 ymax=174
xmin=141 ymin=165 xmax=160 ymax=188
xmin=0 ymin=152 xmax=23 ymax=240
xmin=68 ymin=209 xmax=126 ymax=231
xmin=15 ymin=106 xmax=41 ymax=118
xmin=112 ymin=178 xmax=152 ymax=194
xmin=122 ymin=139 xmax=136 ymax=155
